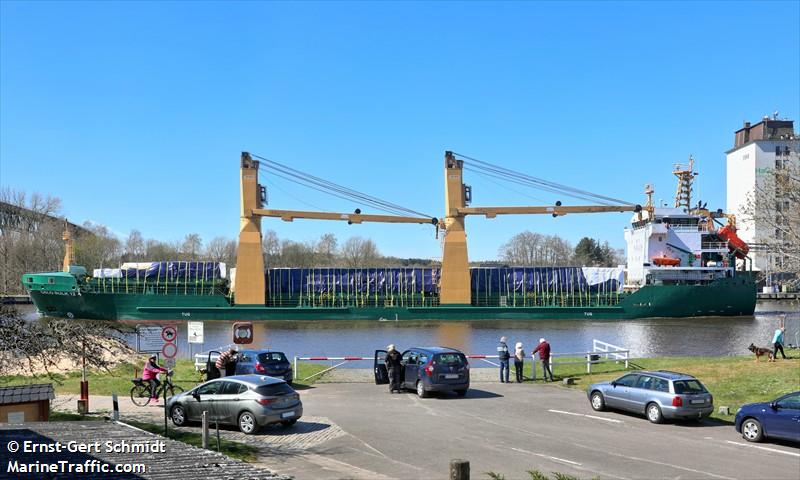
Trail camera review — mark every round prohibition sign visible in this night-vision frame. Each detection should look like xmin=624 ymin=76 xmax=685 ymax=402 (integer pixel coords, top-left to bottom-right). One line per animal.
xmin=161 ymin=326 xmax=177 ymax=342
xmin=161 ymin=342 xmax=178 ymax=359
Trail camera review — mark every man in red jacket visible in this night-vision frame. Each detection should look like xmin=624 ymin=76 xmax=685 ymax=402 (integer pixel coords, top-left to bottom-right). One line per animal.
xmin=531 ymin=338 xmax=554 ymax=382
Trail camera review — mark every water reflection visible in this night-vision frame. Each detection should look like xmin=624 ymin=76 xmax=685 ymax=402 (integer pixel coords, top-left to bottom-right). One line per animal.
xmin=18 ymin=305 xmax=799 ymax=365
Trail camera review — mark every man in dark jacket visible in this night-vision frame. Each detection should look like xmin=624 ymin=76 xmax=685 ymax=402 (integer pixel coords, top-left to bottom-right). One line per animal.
xmin=385 ymin=344 xmax=403 ymax=393
xmin=531 ymin=338 xmax=554 ymax=382
xmin=497 ymin=336 xmax=510 ymax=383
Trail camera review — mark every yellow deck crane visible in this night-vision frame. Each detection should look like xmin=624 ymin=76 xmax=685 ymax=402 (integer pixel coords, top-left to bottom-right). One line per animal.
xmin=439 ymin=152 xmax=640 ymax=304
xmin=235 ymin=151 xmax=641 ymax=306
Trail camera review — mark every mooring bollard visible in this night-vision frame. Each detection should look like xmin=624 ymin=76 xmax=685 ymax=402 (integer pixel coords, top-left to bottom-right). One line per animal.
xmin=450 ymin=459 xmax=470 ymax=480
xmin=201 ymin=411 xmax=209 ymax=449
xmin=111 ymin=393 xmax=119 ymax=421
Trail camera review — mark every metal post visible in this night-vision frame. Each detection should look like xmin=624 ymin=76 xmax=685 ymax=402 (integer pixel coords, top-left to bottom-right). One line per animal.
xmin=201 ymin=411 xmax=209 ymax=449
xmin=624 ymin=350 xmax=629 ymax=369
xmin=163 ymin=382 xmax=168 ymax=436
xmin=294 ymin=356 xmax=298 ymax=380
xmin=531 ymin=355 xmax=536 ymax=381
xmin=215 ymin=420 xmax=221 ymax=452
xmin=450 ymin=459 xmax=470 ymax=480
xmin=586 ymin=353 xmax=591 ymax=374
xmin=111 ymin=393 xmax=119 ymax=421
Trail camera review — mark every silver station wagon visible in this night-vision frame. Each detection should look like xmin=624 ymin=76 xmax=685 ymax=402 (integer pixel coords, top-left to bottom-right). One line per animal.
xmin=167 ymin=375 xmax=302 ymax=434
xmin=587 ymin=370 xmax=713 ymax=423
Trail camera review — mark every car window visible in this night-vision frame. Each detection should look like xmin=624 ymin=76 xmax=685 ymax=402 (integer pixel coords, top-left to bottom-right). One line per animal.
xmin=673 ymin=380 xmax=707 ymax=394
xmin=418 ymin=353 xmax=429 ymax=365
xmin=636 ymin=375 xmax=654 ymax=390
xmin=255 ymin=383 xmax=295 ymax=397
xmin=776 ymin=393 xmax=800 ymax=410
xmin=652 ymin=378 xmax=669 ymax=392
xmin=219 ymin=381 xmax=243 ymax=395
xmin=239 ymin=353 xmax=253 ymax=362
xmin=196 ymin=381 xmax=222 ymax=395
xmin=258 ymin=352 xmax=288 ymax=363
xmin=435 ymin=353 xmax=466 ymax=365
xmin=402 ymin=351 xmax=414 ymax=364
xmin=615 ymin=374 xmax=638 ymax=387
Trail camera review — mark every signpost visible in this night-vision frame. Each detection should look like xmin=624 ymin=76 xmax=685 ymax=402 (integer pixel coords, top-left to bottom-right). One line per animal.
xmin=137 ymin=326 xmax=165 ymax=352
xmin=188 ymin=321 xmax=204 ymax=344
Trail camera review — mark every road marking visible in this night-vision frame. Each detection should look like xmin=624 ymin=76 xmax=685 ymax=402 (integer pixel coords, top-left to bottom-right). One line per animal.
xmin=725 ymin=440 xmax=800 ymax=457
xmin=511 ymin=448 xmax=582 ymax=466
xmin=548 ymin=409 xmax=623 ymax=423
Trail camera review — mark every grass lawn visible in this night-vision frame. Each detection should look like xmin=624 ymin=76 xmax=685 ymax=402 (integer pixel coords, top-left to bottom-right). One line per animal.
xmin=532 ymin=354 xmax=800 ymax=422
xmin=0 ymin=358 xmax=329 ymax=396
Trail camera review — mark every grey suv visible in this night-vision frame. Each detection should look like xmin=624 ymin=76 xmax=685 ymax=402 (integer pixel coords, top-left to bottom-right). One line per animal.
xmin=587 ymin=370 xmax=713 ymax=423
xmin=167 ymin=375 xmax=302 ymax=434
xmin=374 ymin=347 xmax=469 ymax=397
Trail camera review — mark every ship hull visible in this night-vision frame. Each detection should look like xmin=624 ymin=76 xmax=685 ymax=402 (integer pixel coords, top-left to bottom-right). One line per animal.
xmin=28 ymin=276 xmax=756 ymax=321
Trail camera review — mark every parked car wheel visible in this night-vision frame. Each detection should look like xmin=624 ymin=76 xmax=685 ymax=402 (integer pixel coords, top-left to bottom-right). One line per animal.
xmin=741 ymin=418 xmax=764 ymax=442
xmin=281 ymin=419 xmax=297 ymax=428
xmin=170 ymin=405 xmax=187 ymax=426
xmin=416 ymin=381 xmax=428 ymax=398
xmin=238 ymin=411 xmax=259 ymax=434
xmin=590 ymin=391 xmax=606 ymax=411
xmin=455 ymin=389 xmax=467 ymax=397
xmin=646 ymin=403 xmax=663 ymax=424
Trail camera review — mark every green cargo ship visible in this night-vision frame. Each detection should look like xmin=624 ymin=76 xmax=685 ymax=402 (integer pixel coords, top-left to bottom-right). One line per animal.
xmin=21 ymin=153 xmax=757 ymax=321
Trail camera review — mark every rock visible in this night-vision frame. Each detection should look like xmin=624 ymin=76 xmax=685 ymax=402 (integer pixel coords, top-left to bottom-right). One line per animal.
xmin=718 ymin=406 xmax=730 ymax=415
xmin=562 ymin=377 xmax=575 ymax=385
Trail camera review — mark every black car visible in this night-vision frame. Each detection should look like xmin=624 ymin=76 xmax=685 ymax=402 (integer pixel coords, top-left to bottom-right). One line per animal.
xmin=374 ymin=346 xmax=469 ymax=397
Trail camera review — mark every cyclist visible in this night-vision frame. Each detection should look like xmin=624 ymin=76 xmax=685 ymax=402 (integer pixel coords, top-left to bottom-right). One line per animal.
xmin=142 ymin=355 xmax=168 ymax=403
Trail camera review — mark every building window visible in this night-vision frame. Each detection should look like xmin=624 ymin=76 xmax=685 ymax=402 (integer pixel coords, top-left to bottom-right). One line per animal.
xmin=776 ymin=146 xmax=782 ymax=156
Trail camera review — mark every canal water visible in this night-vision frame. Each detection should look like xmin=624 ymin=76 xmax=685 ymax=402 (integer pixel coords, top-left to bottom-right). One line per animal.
xmin=21 ymin=303 xmax=800 ymax=365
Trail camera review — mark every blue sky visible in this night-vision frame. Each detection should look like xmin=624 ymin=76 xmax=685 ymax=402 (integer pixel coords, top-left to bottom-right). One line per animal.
xmin=2 ymin=1 xmax=798 ymax=261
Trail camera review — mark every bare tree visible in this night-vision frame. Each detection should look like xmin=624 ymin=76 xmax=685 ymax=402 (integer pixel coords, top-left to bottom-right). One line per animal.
xmin=182 ymin=233 xmax=203 ymax=258
xmin=499 ymin=231 xmax=573 ymax=266
xmin=204 ymin=236 xmax=237 ymax=265
xmin=341 ymin=236 xmax=380 ymax=267
xmin=74 ymin=222 xmax=122 ymax=268
xmin=317 ymin=233 xmax=338 ymax=266
xmin=741 ymin=158 xmax=800 ymax=274
xmin=0 ymin=306 xmax=134 ymax=378
xmin=123 ymin=229 xmax=146 ymax=261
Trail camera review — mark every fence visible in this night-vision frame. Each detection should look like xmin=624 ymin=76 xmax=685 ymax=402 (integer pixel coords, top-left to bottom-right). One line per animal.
xmin=532 ymin=339 xmax=630 ymax=379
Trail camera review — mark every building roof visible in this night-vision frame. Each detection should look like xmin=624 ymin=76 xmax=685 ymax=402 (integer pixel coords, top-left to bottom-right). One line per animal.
xmin=0 ymin=421 xmax=289 ymax=480
xmin=0 ymin=384 xmax=55 ymax=405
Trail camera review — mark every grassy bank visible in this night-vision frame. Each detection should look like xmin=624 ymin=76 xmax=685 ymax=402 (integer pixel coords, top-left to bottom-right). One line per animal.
xmin=0 ymin=358 xmax=329 ymax=395
xmin=531 ymin=354 xmax=800 ymax=421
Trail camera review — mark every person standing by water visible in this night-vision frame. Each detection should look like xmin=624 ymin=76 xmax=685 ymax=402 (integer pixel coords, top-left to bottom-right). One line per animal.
xmin=532 ymin=338 xmax=554 ymax=382
xmin=514 ymin=342 xmax=525 ymax=383
xmin=497 ymin=336 xmax=510 ymax=383
xmin=773 ymin=326 xmax=788 ymax=360
xmin=386 ymin=344 xmax=403 ymax=393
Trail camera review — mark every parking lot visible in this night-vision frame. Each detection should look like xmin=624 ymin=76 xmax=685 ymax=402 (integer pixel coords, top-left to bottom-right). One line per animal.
xmin=271 ymin=380 xmax=800 ymax=480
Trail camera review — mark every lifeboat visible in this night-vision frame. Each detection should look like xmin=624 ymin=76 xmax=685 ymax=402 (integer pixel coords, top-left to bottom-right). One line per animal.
xmin=652 ymin=255 xmax=681 ymax=267
xmin=717 ymin=224 xmax=749 ymax=259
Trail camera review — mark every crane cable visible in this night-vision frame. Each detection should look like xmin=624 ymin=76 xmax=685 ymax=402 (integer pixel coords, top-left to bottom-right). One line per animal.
xmin=453 ymin=152 xmax=635 ymax=206
xmin=250 ymin=153 xmax=435 ymax=219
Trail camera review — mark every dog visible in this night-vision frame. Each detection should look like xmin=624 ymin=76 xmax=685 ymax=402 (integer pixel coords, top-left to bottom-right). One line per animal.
xmin=748 ymin=343 xmax=775 ymax=362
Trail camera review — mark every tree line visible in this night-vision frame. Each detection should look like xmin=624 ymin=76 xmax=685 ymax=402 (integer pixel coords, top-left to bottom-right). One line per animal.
xmin=1 ymin=188 xmax=624 ymax=295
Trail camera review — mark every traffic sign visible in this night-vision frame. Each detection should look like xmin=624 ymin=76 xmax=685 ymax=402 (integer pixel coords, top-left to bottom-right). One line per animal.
xmin=233 ymin=322 xmax=253 ymax=344
xmin=187 ymin=321 xmax=204 ymax=344
xmin=137 ymin=326 xmax=164 ymax=352
xmin=161 ymin=326 xmax=177 ymax=343
xmin=161 ymin=342 xmax=178 ymax=359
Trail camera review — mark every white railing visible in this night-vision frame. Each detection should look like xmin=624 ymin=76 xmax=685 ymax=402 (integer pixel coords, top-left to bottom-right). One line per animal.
xmin=530 ymin=339 xmax=630 ymax=379
xmin=193 ymin=343 xmax=238 ymax=371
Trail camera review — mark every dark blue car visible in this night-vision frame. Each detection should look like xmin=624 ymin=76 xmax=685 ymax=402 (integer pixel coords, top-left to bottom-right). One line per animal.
xmin=735 ymin=391 xmax=800 ymax=443
xmin=235 ymin=350 xmax=293 ymax=384
xmin=374 ymin=346 xmax=469 ymax=397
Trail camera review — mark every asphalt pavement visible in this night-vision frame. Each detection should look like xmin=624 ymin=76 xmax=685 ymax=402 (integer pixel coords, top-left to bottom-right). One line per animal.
xmin=269 ymin=381 xmax=800 ymax=480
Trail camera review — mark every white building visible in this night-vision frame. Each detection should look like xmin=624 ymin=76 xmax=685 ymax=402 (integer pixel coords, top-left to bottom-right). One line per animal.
xmin=726 ymin=115 xmax=798 ymax=272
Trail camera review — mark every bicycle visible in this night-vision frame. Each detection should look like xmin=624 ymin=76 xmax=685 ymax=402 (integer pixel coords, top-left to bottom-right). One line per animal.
xmin=130 ymin=370 xmax=184 ymax=407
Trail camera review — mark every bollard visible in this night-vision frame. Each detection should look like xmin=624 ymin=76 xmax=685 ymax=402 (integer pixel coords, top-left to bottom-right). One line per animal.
xmin=201 ymin=411 xmax=209 ymax=449
xmin=111 ymin=393 xmax=119 ymax=421
xmin=450 ymin=459 xmax=470 ymax=480
xmin=216 ymin=420 xmax=221 ymax=452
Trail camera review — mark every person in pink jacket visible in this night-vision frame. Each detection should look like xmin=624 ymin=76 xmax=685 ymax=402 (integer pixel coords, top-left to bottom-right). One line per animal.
xmin=142 ymin=355 xmax=168 ymax=402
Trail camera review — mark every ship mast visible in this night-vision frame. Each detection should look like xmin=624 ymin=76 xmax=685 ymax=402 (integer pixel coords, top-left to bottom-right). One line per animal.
xmin=673 ymin=155 xmax=697 ymax=210
xmin=62 ymin=219 xmax=74 ymax=272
